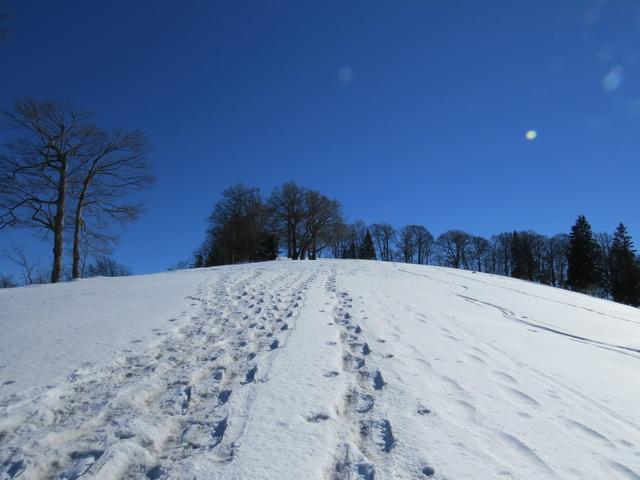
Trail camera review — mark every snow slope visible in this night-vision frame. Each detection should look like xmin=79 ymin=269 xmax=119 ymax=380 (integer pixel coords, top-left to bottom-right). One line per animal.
xmin=1 ymin=260 xmax=639 ymax=479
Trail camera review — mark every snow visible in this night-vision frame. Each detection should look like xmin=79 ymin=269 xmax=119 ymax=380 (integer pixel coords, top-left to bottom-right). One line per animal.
xmin=1 ymin=260 xmax=639 ymax=479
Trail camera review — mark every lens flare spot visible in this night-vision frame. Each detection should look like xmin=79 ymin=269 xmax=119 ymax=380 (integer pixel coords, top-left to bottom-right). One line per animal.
xmin=525 ymin=130 xmax=538 ymax=141
xmin=603 ymin=66 xmax=625 ymax=91
xmin=338 ymin=66 xmax=353 ymax=84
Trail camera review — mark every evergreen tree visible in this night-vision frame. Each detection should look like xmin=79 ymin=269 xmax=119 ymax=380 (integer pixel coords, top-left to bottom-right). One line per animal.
xmin=610 ymin=223 xmax=640 ymax=306
xmin=567 ymin=215 xmax=602 ymax=293
xmin=358 ymin=230 xmax=377 ymax=260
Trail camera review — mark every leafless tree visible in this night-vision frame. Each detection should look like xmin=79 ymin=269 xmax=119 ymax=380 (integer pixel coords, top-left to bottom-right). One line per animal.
xmin=86 ymin=256 xmax=131 ymax=277
xmin=269 ymin=182 xmax=306 ymax=259
xmin=299 ymin=189 xmax=342 ymax=260
xmin=327 ymin=220 xmax=350 ymax=259
xmin=596 ymin=232 xmax=613 ymax=296
xmin=168 ymin=259 xmax=191 ymax=271
xmin=370 ymin=223 xmax=395 ymax=261
xmin=487 ymin=233 xmax=513 ymax=276
xmin=0 ymin=100 xmax=153 ymax=282
xmin=468 ymin=235 xmax=490 ymax=272
xmin=4 ymin=246 xmax=47 ymax=285
xmin=413 ymin=225 xmax=434 ymax=264
xmin=435 ymin=230 xmax=471 ymax=268
xmin=0 ymin=100 xmax=93 ymax=282
xmin=394 ymin=225 xmax=434 ymax=264
xmin=395 ymin=225 xmax=416 ymax=263
xmin=0 ymin=273 xmax=16 ymax=288
xmin=69 ymin=129 xmax=153 ymax=279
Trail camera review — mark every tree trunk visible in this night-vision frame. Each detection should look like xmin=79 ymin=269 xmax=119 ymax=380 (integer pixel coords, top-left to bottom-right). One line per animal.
xmin=72 ymin=167 xmax=96 ymax=279
xmin=291 ymin=229 xmax=298 ymax=259
xmin=51 ymin=156 xmax=68 ymax=283
xmin=72 ymin=209 xmax=83 ymax=279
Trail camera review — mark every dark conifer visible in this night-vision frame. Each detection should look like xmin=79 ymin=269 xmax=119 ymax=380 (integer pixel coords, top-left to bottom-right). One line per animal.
xmin=567 ymin=215 xmax=602 ymax=293
xmin=611 ymin=223 xmax=640 ymax=306
xmin=358 ymin=230 xmax=377 ymax=260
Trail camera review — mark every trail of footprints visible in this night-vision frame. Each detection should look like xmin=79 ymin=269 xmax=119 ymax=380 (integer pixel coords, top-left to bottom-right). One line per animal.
xmin=323 ymin=274 xmax=433 ymax=480
xmin=324 ymin=274 xmax=437 ymax=479
xmin=0 ymin=268 xmax=317 ymax=479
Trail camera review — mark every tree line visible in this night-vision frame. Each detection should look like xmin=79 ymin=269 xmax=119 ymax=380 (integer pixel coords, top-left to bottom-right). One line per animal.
xmin=194 ymin=182 xmax=640 ymax=307
xmin=0 ymin=99 xmax=154 ymax=285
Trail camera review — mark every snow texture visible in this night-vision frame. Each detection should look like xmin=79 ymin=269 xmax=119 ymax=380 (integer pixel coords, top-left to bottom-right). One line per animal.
xmin=1 ymin=260 xmax=639 ymax=479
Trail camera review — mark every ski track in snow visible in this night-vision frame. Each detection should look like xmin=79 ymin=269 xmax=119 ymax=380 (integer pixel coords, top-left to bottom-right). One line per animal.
xmin=1 ymin=260 xmax=640 ymax=479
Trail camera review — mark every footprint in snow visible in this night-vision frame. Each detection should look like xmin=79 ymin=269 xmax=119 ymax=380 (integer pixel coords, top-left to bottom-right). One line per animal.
xmin=212 ymin=368 xmax=225 ymax=381
xmin=306 ymin=413 xmax=330 ymax=423
xmin=365 ymin=419 xmax=395 ymax=453
xmin=357 ymin=463 xmax=375 ymax=480
xmin=5 ymin=460 xmax=25 ymax=478
xmin=180 ymin=385 xmax=192 ymax=414
xmin=211 ymin=417 xmax=228 ymax=448
xmin=146 ymin=465 xmax=167 ymax=480
xmin=60 ymin=450 xmax=104 ymax=480
xmin=241 ymin=366 xmax=258 ymax=384
xmin=352 ymin=392 xmax=375 ymax=413
xmin=421 ymin=465 xmax=436 ymax=476
xmin=373 ymin=371 xmax=385 ymax=390
xmin=218 ymin=389 xmax=232 ymax=406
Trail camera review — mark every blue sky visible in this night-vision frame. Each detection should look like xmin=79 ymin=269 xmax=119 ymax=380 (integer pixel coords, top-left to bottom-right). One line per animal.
xmin=1 ymin=0 xmax=639 ymax=275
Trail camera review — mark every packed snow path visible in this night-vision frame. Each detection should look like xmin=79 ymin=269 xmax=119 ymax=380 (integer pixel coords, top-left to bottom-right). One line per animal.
xmin=1 ymin=260 xmax=639 ymax=479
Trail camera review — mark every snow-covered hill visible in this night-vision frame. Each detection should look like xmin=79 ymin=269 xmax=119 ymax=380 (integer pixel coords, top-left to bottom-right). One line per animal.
xmin=1 ymin=260 xmax=639 ymax=479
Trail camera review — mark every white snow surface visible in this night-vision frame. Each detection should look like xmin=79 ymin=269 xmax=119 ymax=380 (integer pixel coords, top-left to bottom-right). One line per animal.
xmin=1 ymin=260 xmax=639 ymax=479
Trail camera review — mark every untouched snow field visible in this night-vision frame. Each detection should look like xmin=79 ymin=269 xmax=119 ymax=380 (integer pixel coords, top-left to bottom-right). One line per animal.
xmin=1 ymin=260 xmax=639 ymax=479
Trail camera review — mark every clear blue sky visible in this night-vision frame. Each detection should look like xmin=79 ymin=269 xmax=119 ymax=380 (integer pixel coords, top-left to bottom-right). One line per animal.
xmin=1 ymin=0 xmax=639 ymax=275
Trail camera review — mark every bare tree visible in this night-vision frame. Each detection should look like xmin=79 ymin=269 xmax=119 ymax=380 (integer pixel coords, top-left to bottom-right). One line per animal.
xmin=4 ymin=246 xmax=47 ymax=285
xmin=0 ymin=100 xmax=153 ymax=281
xmin=370 ymin=223 xmax=396 ymax=261
xmin=345 ymin=221 xmax=367 ymax=259
xmin=0 ymin=100 xmax=93 ymax=282
xmin=596 ymin=232 xmax=613 ymax=296
xmin=435 ymin=230 xmax=470 ymax=268
xmin=298 ymin=190 xmax=342 ymax=260
xmin=0 ymin=273 xmax=16 ymax=288
xmin=327 ymin=220 xmax=350 ymax=259
xmin=269 ymin=182 xmax=306 ymax=259
xmin=86 ymin=256 xmax=131 ymax=277
xmin=395 ymin=225 xmax=416 ymax=263
xmin=413 ymin=226 xmax=434 ymax=264
xmin=168 ymin=259 xmax=191 ymax=271
xmin=488 ymin=233 xmax=513 ymax=276
xmin=468 ymin=235 xmax=490 ymax=272
xmin=69 ymin=129 xmax=153 ymax=279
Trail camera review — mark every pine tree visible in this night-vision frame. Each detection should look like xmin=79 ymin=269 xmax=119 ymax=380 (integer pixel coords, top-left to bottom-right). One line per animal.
xmin=610 ymin=223 xmax=640 ymax=306
xmin=567 ymin=215 xmax=602 ymax=293
xmin=358 ymin=230 xmax=377 ymax=260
